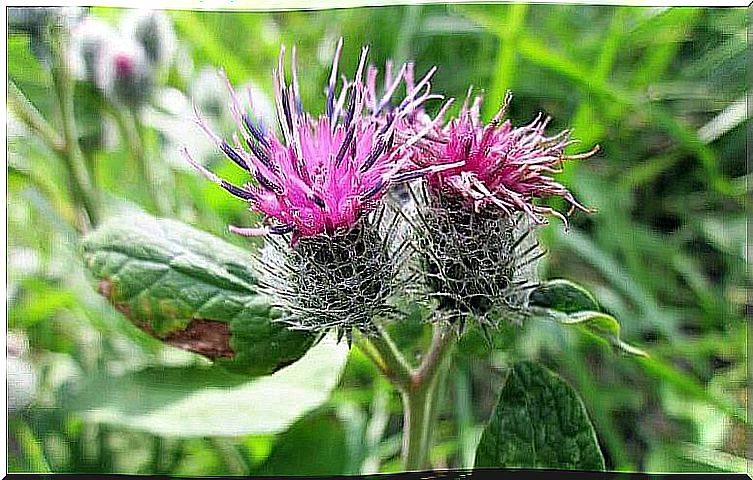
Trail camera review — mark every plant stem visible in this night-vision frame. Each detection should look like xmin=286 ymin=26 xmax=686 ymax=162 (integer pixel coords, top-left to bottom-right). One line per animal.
xmin=402 ymin=322 xmax=456 ymax=471
xmin=8 ymin=81 xmax=65 ymax=154
xmin=356 ymin=327 xmax=413 ymax=390
xmin=401 ymin=376 xmax=435 ymax=470
xmin=358 ymin=320 xmax=457 ymax=471
xmin=8 ymin=417 xmax=51 ymax=473
xmin=48 ymin=25 xmax=100 ymax=228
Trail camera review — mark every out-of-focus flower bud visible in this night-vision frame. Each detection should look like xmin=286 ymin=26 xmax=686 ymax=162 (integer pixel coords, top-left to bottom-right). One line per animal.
xmin=69 ymin=17 xmax=117 ymax=82
xmin=121 ymin=10 xmax=176 ymax=68
xmin=7 ymin=332 xmax=37 ymax=414
xmin=96 ymin=36 xmax=154 ymax=109
xmin=8 ymin=7 xmax=85 ymax=62
xmin=8 ymin=7 xmax=83 ymax=34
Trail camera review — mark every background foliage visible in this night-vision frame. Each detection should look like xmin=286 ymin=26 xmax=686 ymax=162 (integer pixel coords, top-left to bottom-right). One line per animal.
xmin=7 ymin=4 xmax=748 ymax=474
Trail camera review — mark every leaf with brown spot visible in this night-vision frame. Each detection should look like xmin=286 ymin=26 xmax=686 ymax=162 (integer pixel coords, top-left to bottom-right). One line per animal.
xmin=82 ymin=212 xmax=315 ymax=377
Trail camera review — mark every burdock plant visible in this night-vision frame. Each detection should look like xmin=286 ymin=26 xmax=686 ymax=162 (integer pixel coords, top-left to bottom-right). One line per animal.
xmin=80 ymin=37 xmax=642 ymax=474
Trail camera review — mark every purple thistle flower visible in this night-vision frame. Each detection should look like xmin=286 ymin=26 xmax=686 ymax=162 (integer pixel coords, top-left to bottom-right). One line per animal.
xmin=402 ymin=92 xmax=598 ymax=327
xmin=183 ymin=39 xmax=453 ymax=243
xmin=182 ymin=40 xmax=456 ymax=335
xmin=410 ymin=91 xmax=598 ymax=226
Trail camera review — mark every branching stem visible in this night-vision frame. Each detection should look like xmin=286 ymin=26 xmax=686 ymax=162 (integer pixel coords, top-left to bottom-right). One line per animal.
xmin=357 ymin=319 xmax=457 ymax=472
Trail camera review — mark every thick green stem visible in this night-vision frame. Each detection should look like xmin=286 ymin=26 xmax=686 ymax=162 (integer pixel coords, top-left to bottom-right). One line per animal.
xmin=401 ymin=323 xmax=456 ymax=471
xmin=401 ymin=377 xmax=435 ymax=470
xmin=357 ymin=320 xmax=458 ymax=472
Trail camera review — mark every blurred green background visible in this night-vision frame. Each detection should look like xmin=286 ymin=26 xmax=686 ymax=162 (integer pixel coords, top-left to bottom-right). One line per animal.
xmin=7 ymin=4 xmax=748 ymax=475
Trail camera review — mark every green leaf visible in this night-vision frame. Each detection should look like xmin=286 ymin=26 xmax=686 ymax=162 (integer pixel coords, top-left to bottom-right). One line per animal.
xmin=81 ymin=213 xmax=315 ymax=377
xmin=62 ymin=334 xmax=349 ymax=437
xmin=529 ymin=279 xmax=599 ymax=314
xmin=474 ymin=362 xmax=605 ymax=470
xmin=251 ymin=408 xmax=349 ymax=476
xmin=529 ymin=279 xmax=647 ymax=357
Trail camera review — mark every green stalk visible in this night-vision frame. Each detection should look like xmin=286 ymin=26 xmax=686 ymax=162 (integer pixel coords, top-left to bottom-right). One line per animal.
xmin=8 ymin=417 xmax=51 ymax=473
xmin=48 ymin=25 xmax=100 ymax=228
xmin=402 ymin=323 xmax=456 ymax=470
xmin=7 ymin=81 xmax=64 ymax=154
xmin=359 ymin=321 xmax=457 ymax=471
xmin=401 ymin=376 xmax=436 ymax=470
xmin=105 ymin=104 xmax=165 ymax=215
xmin=356 ymin=326 xmax=413 ymax=391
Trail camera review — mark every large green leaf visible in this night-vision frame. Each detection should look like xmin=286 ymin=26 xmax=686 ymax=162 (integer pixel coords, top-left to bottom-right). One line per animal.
xmin=474 ymin=362 xmax=605 ymax=470
xmin=62 ymin=334 xmax=349 ymax=437
xmin=529 ymin=279 xmax=647 ymax=357
xmin=81 ymin=213 xmax=315 ymax=376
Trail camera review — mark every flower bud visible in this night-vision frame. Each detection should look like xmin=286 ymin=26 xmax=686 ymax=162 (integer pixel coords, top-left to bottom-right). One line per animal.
xmin=258 ymin=219 xmax=406 ymax=336
xmin=121 ymin=10 xmax=176 ymax=68
xmin=183 ymin=40 xmax=446 ymax=336
xmin=8 ymin=7 xmax=84 ymax=62
xmin=96 ymin=36 xmax=154 ymax=108
xmin=404 ymin=92 xmax=596 ymax=325
xmin=8 ymin=7 xmax=83 ymax=34
xmin=69 ymin=17 xmax=116 ymax=82
xmin=411 ymin=187 xmax=541 ymax=326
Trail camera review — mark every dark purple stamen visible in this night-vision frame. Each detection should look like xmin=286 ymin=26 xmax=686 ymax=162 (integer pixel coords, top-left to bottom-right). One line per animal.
xmin=463 ymin=137 xmax=473 ymax=158
xmin=243 ymin=114 xmax=270 ymax=149
xmin=221 ymin=141 xmax=249 ymax=172
xmin=326 ymin=87 xmax=336 ymax=121
xmin=385 ymin=131 xmax=395 ymax=152
xmin=220 ymin=180 xmax=255 ymax=200
xmin=243 ymin=135 xmax=275 ymax=172
xmin=379 ymin=111 xmax=397 ymax=135
xmin=335 ymin=123 xmax=356 ymax=167
xmin=280 ymin=89 xmax=294 ymax=133
xmin=309 ymin=194 xmax=326 ymax=210
xmin=288 ymin=147 xmax=312 ymax=187
xmin=269 ymin=223 xmax=295 ymax=235
xmin=344 ymin=89 xmax=358 ymax=128
xmin=392 ymin=168 xmax=427 ymax=183
xmin=360 ymin=139 xmax=386 ymax=173
xmin=254 ymin=170 xmax=284 ymax=195
xmin=360 ymin=179 xmax=385 ymax=200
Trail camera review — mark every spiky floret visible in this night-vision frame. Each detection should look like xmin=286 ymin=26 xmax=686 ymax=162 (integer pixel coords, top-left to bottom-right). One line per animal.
xmin=256 ymin=204 xmax=412 ymax=337
xmin=183 ymin=40 xmax=453 ymax=335
xmin=402 ymin=92 xmax=597 ymax=325
xmin=411 ymin=91 xmax=597 ymax=225
xmin=402 ymin=184 xmax=542 ymax=328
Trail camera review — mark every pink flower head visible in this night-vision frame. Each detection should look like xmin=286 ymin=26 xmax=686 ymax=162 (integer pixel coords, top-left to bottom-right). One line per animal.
xmin=412 ymin=91 xmax=598 ymax=225
xmin=183 ymin=39 xmax=453 ymax=242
